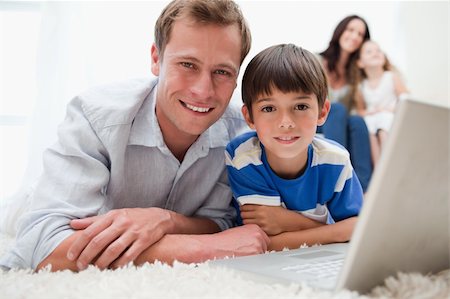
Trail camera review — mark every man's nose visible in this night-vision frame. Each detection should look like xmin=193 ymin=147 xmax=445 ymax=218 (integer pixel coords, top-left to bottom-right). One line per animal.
xmin=191 ymin=71 xmax=214 ymax=100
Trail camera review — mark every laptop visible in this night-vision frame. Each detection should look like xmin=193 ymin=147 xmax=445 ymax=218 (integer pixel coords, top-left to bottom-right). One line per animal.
xmin=210 ymin=99 xmax=450 ymax=294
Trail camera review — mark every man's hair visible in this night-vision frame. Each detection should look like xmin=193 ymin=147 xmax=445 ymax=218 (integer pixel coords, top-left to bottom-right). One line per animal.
xmin=154 ymin=0 xmax=251 ymax=64
xmin=242 ymin=44 xmax=328 ymax=120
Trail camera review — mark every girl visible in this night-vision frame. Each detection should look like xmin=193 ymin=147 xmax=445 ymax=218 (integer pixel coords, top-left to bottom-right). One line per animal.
xmin=353 ymin=40 xmax=409 ymax=166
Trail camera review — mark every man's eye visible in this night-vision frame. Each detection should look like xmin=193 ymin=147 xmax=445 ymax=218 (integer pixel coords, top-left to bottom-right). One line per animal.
xmin=261 ymin=106 xmax=274 ymax=112
xmin=181 ymin=62 xmax=194 ymax=68
xmin=214 ymin=69 xmax=230 ymax=76
xmin=295 ymin=104 xmax=308 ymax=111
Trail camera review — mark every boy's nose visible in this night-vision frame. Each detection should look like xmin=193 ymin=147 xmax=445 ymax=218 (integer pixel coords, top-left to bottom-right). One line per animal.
xmin=279 ymin=114 xmax=295 ymax=129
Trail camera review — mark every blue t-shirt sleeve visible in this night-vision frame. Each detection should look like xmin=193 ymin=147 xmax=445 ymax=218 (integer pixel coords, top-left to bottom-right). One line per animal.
xmin=225 ymin=134 xmax=281 ymax=223
xmin=327 ymin=169 xmax=363 ymax=221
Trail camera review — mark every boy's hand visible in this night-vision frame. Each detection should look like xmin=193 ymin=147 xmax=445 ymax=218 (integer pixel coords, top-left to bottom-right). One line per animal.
xmin=240 ymin=204 xmax=291 ymax=235
xmin=240 ymin=204 xmax=324 ymax=235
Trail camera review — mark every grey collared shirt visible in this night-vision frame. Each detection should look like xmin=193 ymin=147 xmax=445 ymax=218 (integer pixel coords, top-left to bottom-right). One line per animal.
xmin=0 ymin=77 xmax=248 ymax=270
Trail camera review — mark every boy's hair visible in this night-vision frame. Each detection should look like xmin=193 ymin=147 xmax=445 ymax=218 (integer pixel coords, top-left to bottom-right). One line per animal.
xmin=155 ymin=0 xmax=251 ymax=64
xmin=242 ymin=44 xmax=328 ymax=120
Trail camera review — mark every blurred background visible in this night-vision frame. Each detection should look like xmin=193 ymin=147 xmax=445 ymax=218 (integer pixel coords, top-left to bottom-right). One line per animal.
xmin=0 ymin=0 xmax=448 ymax=201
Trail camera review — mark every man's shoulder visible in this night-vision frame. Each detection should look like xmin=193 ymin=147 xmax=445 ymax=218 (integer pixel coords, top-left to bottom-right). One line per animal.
xmin=74 ymin=77 xmax=157 ymax=127
xmin=220 ymin=102 xmax=245 ymax=127
xmin=209 ymin=102 xmax=249 ymax=147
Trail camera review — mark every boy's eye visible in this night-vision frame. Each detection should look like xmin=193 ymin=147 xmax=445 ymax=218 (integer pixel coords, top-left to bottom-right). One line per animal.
xmin=295 ymin=104 xmax=308 ymax=111
xmin=261 ymin=106 xmax=274 ymax=113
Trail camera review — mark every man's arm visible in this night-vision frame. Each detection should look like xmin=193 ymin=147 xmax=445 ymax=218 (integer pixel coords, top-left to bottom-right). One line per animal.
xmin=134 ymin=224 xmax=270 ymax=266
xmin=268 ymin=216 xmax=357 ymax=251
xmin=65 ymin=208 xmax=221 ymax=270
xmin=37 ymin=224 xmax=269 ymax=272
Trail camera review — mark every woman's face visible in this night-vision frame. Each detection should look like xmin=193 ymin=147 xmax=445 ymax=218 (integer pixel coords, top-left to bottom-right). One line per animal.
xmin=339 ymin=18 xmax=367 ymax=54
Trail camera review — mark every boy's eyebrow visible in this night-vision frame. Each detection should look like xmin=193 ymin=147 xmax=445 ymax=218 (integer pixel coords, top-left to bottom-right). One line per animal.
xmin=255 ymin=95 xmax=314 ymax=103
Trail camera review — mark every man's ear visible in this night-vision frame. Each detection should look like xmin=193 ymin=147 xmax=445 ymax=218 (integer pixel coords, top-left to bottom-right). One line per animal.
xmin=317 ymin=99 xmax=331 ymax=126
xmin=151 ymin=44 xmax=160 ymax=76
xmin=241 ymin=105 xmax=256 ymax=130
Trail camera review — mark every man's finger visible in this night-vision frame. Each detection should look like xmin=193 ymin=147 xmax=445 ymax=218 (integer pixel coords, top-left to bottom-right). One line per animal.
xmin=70 ymin=215 xmax=101 ymax=230
xmin=75 ymin=223 xmax=125 ymax=270
xmin=66 ymin=216 xmax=113 ymax=263
xmin=110 ymin=239 xmax=146 ymax=269
xmin=94 ymin=232 xmax=137 ymax=269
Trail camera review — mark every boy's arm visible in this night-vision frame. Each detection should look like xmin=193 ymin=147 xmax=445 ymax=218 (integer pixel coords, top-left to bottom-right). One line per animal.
xmin=240 ymin=204 xmax=325 ymax=235
xmin=268 ymin=216 xmax=357 ymax=251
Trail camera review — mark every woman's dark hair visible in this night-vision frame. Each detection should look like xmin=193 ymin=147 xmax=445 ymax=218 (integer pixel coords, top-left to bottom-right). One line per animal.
xmin=320 ymin=15 xmax=370 ymax=82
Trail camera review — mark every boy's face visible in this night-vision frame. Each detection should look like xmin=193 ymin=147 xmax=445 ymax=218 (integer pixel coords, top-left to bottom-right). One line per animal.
xmin=242 ymin=89 xmax=330 ymax=178
xmin=151 ymin=17 xmax=241 ymax=141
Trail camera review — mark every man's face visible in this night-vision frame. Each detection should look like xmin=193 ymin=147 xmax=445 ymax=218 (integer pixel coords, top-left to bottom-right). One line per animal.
xmin=151 ymin=17 xmax=242 ymax=142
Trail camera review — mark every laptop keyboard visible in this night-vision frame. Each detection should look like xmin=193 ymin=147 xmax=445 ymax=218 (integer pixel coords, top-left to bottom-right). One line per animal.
xmin=281 ymin=258 xmax=344 ymax=279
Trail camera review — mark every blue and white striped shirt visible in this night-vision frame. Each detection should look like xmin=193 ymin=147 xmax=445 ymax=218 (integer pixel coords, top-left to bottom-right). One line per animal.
xmin=225 ymin=131 xmax=363 ymax=224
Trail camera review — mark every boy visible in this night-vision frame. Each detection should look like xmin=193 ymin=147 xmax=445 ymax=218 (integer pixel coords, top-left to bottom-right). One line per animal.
xmin=225 ymin=44 xmax=363 ymax=251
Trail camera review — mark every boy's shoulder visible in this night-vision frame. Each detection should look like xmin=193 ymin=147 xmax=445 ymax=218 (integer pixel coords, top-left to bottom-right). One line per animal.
xmin=227 ymin=131 xmax=259 ymax=153
xmin=225 ymin=131 xmax=263 ymax=170
xmin=311 ymin=136 xmax=351 ymax=165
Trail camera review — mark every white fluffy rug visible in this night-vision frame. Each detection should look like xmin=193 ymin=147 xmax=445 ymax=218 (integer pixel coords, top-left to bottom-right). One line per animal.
xmin=0 ymin=233 xmax=449 ymax=299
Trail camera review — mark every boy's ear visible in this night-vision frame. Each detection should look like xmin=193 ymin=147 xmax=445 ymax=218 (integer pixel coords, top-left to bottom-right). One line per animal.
xmin=151 ymin=44 xmax=160 ymax=76
xmin=317 ymin=99 xmax=331 ymax=126
xmin=241 ymin=105 xmax=256 ymax=129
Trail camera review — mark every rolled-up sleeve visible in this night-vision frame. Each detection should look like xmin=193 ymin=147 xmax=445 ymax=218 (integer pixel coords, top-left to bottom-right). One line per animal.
xmin=0 ymin=97 xmax=111 ymax=270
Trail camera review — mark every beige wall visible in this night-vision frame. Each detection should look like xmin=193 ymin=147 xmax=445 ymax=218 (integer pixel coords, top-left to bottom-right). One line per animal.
xmin=397 ymin=2 xmax=449 ymax=107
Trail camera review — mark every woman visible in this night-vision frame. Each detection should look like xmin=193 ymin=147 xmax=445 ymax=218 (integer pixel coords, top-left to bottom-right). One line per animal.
xmin=318 ymin=15 xmax=372 ymax=192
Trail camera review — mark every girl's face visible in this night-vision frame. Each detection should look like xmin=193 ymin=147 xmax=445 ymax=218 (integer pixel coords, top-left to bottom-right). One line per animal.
xmin=358 ymin=41 xmax=386 ymax=69
xmin=339 ymin=18 xmax=367 ymax=54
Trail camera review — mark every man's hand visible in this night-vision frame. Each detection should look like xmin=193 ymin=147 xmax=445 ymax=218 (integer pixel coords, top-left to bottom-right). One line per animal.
xmin=134 ymin=223 xmax=270 ymax=265
xmin=240 ymin=204 xmax=324 ymax=235
xmin=67 ymin=208 xmax=174 ymax=270
xmin=206 ymin=224 xmax=270 ymax=257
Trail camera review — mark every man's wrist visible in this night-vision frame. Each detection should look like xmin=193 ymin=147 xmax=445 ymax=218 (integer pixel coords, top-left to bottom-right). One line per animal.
xmin=161 ymin=209 xmax=177 ymax=234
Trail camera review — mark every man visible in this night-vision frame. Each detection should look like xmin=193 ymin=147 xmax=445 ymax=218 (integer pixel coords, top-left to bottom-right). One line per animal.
xmin=0 ymin=0 xmax=269 ymax=272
